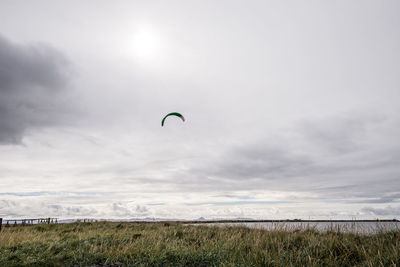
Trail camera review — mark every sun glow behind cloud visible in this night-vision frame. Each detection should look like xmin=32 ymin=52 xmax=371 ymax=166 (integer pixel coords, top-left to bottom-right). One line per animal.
xmin=130 ymin=25 xmax=162 ymax=62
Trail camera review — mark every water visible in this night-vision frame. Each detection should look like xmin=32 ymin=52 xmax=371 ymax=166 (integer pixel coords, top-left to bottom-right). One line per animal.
xmin=195 ymin=221 xmax=400 ymax=234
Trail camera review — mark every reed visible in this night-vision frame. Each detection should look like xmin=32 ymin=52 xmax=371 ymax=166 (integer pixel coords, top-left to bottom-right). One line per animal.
xmin=0 ymin=221 xmax=399 ymax=266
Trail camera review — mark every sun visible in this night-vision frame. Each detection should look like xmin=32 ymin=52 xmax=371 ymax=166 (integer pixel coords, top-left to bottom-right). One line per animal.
xmin=131 ymin=27 xmax=159 ymax=61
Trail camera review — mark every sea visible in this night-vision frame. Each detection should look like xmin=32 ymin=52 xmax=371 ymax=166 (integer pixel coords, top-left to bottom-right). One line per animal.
xmin=195 ymin=221 xmax=400 ymax=234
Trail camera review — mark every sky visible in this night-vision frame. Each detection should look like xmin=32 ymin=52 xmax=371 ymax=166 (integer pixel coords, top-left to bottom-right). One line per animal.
xmin=0 ymin=0 xmax=399 ymax=220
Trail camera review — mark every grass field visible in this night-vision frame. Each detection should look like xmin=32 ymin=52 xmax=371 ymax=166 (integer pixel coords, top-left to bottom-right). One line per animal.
xmin=0 ymin=222 xmax=399 ymax=266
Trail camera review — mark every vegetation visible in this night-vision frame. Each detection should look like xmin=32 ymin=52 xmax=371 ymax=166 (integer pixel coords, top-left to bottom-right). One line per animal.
xmin=0 ymin=222 xmax=399 ymax=266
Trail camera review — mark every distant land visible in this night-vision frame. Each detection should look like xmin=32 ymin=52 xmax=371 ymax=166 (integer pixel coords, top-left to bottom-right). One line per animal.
xmin=55 ymin=218 xmax=399 ymax=224
xmin=2 ymin=217 xmax=399 ymax=224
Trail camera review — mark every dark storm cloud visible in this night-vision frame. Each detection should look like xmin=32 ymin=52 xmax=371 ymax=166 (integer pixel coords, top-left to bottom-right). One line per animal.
xmin=0 ymin=34 xmax=72 ymax=144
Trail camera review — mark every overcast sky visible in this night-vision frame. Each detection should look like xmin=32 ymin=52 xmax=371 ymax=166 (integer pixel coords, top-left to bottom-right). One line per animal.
xmin=1 ymin=0 xmax=399 ymax=220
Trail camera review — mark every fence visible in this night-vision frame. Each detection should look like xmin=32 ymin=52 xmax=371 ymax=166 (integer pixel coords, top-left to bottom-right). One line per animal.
xmin=0 ymin=218 xmax=102 ymax=231
xmin=0 ymin=217 xmax=58 ymax=231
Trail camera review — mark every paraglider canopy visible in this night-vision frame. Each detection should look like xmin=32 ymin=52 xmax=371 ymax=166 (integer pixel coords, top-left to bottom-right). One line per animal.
xmin=161 ymin=112 xmax=185 ymax=126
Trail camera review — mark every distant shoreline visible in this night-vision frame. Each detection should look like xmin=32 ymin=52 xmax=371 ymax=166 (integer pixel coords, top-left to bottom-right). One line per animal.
xmin=2 ymin=218 xmax=399 ymax=225
xmin=183 ymin=219 xmax=400 ymax=224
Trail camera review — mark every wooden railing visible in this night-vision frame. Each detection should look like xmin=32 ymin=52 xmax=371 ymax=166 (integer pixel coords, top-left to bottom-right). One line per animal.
xmin=0 ymin=218 xmax=102 ymax=231
xmin=0 ymin=217 xmax=58 ymax=230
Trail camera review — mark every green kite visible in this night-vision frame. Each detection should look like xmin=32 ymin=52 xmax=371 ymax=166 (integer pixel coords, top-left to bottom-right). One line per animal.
xmin=161 ymin=112 xmax=185 ymax=127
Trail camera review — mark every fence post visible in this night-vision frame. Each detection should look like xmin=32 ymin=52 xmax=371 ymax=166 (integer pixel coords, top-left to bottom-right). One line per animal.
xmin=0 ymin=218 xmax=2 ymax=232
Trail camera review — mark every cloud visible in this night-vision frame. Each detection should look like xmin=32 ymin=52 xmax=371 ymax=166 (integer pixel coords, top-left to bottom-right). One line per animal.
xmin=0 ymin=34 xmax=73 ymax=144
xmin=0 ymin=199 xmax=100 ymax=218
xmin=0 ymin=1 xmax=399 ymax=220
xmin=48 ymin=204 xmax=99 ymax=217
xmin=172 ymin=111 xmax=400 ymax=201
xmin=111 ymin=203 xmax=150 ymax=218
xmin=361 ymin=206 xmax=400 ymax=216
xmin=298 ymin=112 xmax=386 ymax=154
xmin=351 ymin=193 xmax=400 ymax=204
xmin=213 ymin=145 xmax=313 ymax=181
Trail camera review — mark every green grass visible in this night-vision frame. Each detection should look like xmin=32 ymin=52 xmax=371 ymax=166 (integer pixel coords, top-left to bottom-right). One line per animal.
xmin=0 ymin=222 xmax=399 ymax=266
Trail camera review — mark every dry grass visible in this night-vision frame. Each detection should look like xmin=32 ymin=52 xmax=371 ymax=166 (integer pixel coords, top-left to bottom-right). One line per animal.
xmin=0 ymin=221 xmax=399 ymax=266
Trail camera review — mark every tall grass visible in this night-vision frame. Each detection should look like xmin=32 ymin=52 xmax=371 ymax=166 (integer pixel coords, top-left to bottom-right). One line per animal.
xmin=0 ymin=222 xmax=399 ymax=266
